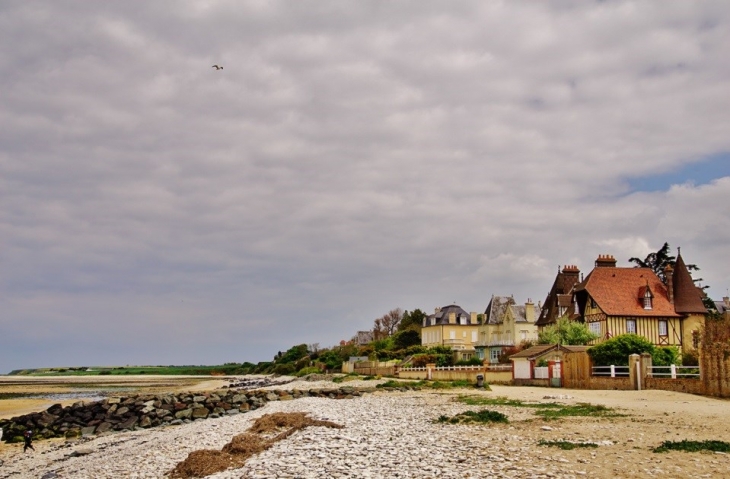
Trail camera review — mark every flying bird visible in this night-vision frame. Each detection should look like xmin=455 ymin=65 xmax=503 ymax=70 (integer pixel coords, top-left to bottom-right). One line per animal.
xmin=212 ymin=65 xmax=223 ymax=70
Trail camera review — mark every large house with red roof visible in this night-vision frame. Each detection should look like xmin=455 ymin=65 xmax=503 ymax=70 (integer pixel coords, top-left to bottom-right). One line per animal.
xmin=539 ymin=252 xmax=707 ymax=354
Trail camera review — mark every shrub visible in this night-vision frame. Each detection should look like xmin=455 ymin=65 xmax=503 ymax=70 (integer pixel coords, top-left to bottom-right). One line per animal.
xmin=652 ymin=346 xmax=679 ymax=367
xmin=412 ymin=354 xmax=438 ymax=368
xmin=588 ymin=334 xmax=655 ymax=366
xmin=294 ymin=357 xmax=311 ymax=371
xmin=455 ymin=358 xmax=483 ymax=366
xmin=272 ymin=364 xmax=295 ymax=375
xmin=295 ymin=367 xmax=322 ymax=377
xmin=681 ymin=349 xmax=699 ymax=367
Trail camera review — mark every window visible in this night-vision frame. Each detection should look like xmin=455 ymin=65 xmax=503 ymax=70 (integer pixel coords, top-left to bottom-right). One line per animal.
xmin=589 ymin=322 xmax=601 ymax=335
xmin=460 ymin=315 xmax=467 ymax=325
xmin=472 ymin=331 xmax=477 ymax=342
xmin=450 ymin=330 xmax=455 ymax=340
xmin=590 ymin=298 xmax=596 ymax=309
xmin=658 ymin=320 xmax=668 ymax=337
xmin=462 ymin=331 xmax=466 ymax=338
xmin=490 ymin=349 xmax=501 ymax=362
xmin=520 ymin=330 xmax=527 ymax=340
xmin=626 ymin=319 xmax=637 ymax=334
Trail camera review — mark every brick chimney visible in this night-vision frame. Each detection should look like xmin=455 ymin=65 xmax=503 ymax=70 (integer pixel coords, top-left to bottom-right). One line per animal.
xmin=595 ymin=254 xmax=617 ymax=268
xmin=664 ymin=264 xmax=674 ymax=303
xmin=561 ymin=265 xmax=581 ymax=291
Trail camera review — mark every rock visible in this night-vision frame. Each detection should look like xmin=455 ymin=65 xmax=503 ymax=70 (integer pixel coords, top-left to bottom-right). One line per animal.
xmin=81 ymin=426 xmax=96 ymax=437
xmin=541 ymin=426 xmax=553 ymax=431
xmin=191 ymin=408 xmax=208 ymax=420
xmin=175 ymin=409 xmax=193 ymax=420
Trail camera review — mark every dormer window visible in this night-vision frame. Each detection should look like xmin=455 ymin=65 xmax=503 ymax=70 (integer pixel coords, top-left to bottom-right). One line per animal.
xmin=642 ymin=285 xmax=654 ymax=310
xmin=459 ymin=315 xmax=467 ymax=325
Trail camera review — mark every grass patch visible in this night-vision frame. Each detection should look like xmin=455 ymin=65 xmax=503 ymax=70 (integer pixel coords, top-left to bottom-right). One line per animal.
xmin=653 ymin=440 xmax=730 ymax=453
xmin=537 ymin=439 xmax=598 ymax=451
xmin=377 ymin=380 xmax=488 ymax=390
xmin=436 ymin=409 xmax=509 ymax=425
xmin=535 ymin=403 xmax=622 ymax=419
xmin=454 ymin=396 xmax=622 ymax=419
xmin=538 ymin=440 xmax=599 ymax=450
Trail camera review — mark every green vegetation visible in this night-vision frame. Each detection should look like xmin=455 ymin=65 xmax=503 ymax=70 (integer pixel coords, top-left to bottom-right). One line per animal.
xmin=453 ymin=396 xmax=623 ymax=419
xmin=653 ymin=440 xmax=730 ymax=453
xmin=538 ymin=440 xmax=598 ymax=450
xmin=588 ymin=334 xmax=679 ymax=366
xmin=534 ymin=403 xmax=621 ymax=419
xmin=9 ymin=363 xmax=261 ymax=376
xmin=436 ymin=409 xmax=509 ymax=425
xmin=538 ymin=316 xmax=598 ymax=345
xmin=376 ymin=379 xmax=488 ymax=390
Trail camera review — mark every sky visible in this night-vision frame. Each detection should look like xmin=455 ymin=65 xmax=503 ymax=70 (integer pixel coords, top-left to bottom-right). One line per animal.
xmin=1 ymin=1 xmax=729 ymax=373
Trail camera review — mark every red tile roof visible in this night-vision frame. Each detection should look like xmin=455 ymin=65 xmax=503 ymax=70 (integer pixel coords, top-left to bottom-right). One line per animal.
xmin=579 ymin=267 xmax=680 ymax=318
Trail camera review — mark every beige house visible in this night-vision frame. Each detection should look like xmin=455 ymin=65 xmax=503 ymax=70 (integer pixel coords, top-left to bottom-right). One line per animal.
xmin=421 ymin=304 xmax=480 ymax=361
xmin=475 ymin=296 xmax=539 ymax=363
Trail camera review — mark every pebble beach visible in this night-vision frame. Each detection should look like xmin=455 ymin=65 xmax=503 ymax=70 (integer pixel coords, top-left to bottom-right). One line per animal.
xmin=2 ymin=378 xmax=730 ymax=478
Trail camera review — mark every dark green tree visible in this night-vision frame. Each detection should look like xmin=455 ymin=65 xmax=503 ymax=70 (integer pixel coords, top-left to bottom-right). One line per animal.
xmin=392 ymin=329 xmax=421 ymax=350
xmin=399 ymin=309 xmax=426 ymax=332
xmin=278 ymin=344 xmax=309 ymax=364
xmin=629 ymin=242 xmax=701 ymax=282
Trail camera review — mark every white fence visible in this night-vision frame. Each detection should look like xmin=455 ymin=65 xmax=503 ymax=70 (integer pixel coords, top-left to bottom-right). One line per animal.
xmin=592 ymin=365 xmax=630 ymax=377
xmin=650 ymin=365 xmax=700 ymax=379
xmin=399 ymin=364 xmax=512 ymax=373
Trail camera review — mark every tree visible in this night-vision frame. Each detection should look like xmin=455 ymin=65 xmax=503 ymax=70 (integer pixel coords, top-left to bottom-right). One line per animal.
xmin=629 ymin=242 xmax=676 ymax=282
xmin=399 ymin=309 xmax=426 ymax=332
xmin=629 ymin=242 xmax=701 ymax=283
xmin=393 ymin=329 xmax=421 ymax=350
xmin=373 ymin=308 xmax=404 ymax=339
xmin=537 ymin=316 xmax=598 ymax=345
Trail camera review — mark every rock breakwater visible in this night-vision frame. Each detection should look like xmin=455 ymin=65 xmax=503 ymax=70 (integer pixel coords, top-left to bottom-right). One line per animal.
xmin=0 ymin=386 xmax=373 ymax=444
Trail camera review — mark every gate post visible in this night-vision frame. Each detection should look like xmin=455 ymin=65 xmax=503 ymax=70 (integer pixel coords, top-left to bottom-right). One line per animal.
xmin=629 ymin=354 xmax=641 ymax=390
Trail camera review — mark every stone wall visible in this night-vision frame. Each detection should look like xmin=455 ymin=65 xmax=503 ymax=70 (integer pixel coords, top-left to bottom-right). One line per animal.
xmin=0 ymin=386 xmax=369 ymax=444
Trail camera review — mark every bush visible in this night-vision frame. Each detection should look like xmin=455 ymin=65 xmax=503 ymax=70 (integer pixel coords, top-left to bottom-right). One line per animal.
xmin=295 ymin=366 xmax=322 ymax=377
xmin=294 ymin=356 xmax=311 ymax=371
xmin=455 ymin=358 xmax=483 ymax=366
xmin=652 ymin=346 xmax=679 ymax=367
xmin=272 ymin=364 xmax=295 ymax=375
xmin=682 ymin=349 xmax=699 ymax=367
xmin=279 ymin=344 xmax=309 ymax=364
xmin=588 ymin=334 xmax=656 ymax=366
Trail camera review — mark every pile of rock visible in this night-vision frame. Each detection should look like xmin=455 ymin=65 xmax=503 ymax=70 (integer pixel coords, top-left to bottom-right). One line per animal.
xmin=0 ymin=386 xmax=371 ymax=443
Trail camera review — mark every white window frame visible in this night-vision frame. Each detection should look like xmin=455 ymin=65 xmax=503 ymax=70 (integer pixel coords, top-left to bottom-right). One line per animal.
xmin=626 ymin=319 xmax=637 ymax=334
xmin=589 ymin=321 xmax=601 ymax=335
xmin=658 ymin=320 xmax=668 ymax=337
xmin=490 ymin=349 xmax=501 ymax=361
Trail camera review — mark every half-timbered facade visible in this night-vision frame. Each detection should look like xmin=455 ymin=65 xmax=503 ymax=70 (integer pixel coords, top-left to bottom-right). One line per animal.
xmin=571 ymin=253 xmax=707 ymax=353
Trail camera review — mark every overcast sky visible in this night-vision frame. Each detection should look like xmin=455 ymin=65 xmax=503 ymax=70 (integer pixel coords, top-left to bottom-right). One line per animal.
xmin=1 ymin=1 xmax=729 ymax=373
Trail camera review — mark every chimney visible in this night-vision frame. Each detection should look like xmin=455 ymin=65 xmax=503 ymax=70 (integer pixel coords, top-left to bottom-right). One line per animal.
xmin=448 ymin=312 xmax=456 ymax=324
xmin=561 ymin=265 xmax=581 ymax=291
xmin=470 ymin=312 xmax=477 ymax=324
xmin=595 ymin=254 xmax=617 ymax=268
xmin=525 ymin=298 xmax=535 ymax=323
xmin=665 ymin=264 xmax=674 ymax=303
xmin=724 ymin=297 xmax=730 ymax=308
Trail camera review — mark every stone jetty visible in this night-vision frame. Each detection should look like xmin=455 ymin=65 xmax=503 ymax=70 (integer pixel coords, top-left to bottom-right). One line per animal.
xmin=0 ymin=385 xmax=374 ymax=443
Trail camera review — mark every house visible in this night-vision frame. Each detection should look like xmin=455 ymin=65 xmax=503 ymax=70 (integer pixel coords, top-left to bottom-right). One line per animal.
xmin=421 ymin=304 xmax=480 ymax=361
xmin=509 ymin=344 xmax=589 ymax=382
xmin=714 ymin=297 xmax=730 ymax=320
xmin=536 ymin=265 xmax=582 ymax=328
xmin=571 ymin=253 xmax=707 ymax=354
xmin=475 ymin=296 xmax=539 ymax=363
